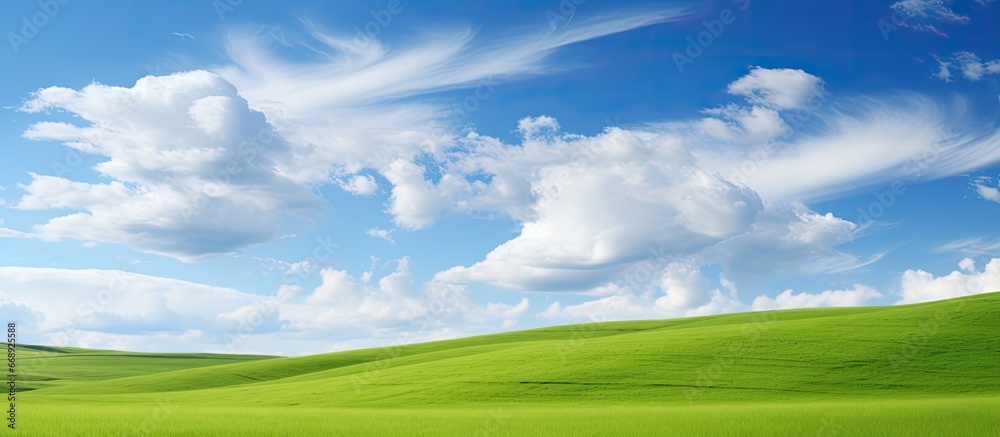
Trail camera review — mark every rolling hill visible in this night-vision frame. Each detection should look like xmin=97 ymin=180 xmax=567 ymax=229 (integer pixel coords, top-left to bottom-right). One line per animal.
xmin=14 ymin=292 xmax=1000 ymax=436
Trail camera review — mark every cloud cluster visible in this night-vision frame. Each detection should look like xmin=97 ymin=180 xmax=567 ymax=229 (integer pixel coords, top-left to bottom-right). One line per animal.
xmin=899 ymin=257 xmax=1000 ymax=303
xmin=432 ymin=124 xmax=764 ymax=291
xmin=751 ymin=285 xmax=882 ymax=310
xmin=418 ymin=67 xmax=998 ymax=306
xmin=15 ymin=14 xmax=1000 ymax=279
xmin=0 ymin=263 xmax=527 ymax=354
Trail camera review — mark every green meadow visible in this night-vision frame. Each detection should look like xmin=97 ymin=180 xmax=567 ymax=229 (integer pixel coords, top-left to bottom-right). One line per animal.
xmin=12 ymin=293 xmax=1000 ymax=436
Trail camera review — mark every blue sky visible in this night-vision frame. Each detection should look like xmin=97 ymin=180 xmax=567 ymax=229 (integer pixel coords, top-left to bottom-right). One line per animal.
xmin=1 ymin=0 xmax=999 ymax=355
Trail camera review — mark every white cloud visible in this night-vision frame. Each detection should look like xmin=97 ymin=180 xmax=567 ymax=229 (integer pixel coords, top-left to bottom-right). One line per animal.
xmin=255 ymin=257 xmax=316 ymax=276
xmin=932 ymin=57 xmax=954 ymax=82
xmin=540 ymin=276 xmax=884 ymax=323
xmin=725 ymin=67 xmax=825 ymax=110
xmin=653 ymin=262 xmax=716 ymax=311
xmin=542 ymin=292 xmax=653 ymax=321
xmin=384 ymin=159 xmax=476 ymax=230
xmin=0 ymin=228 xmax=24 ymax=238
xmin=214 ymin=7 xmax=693 ymax=188
xmin=219 ymin=8 xmax=691 ymax=118
xmin=486 ymin=298 xmax=530 ymax=321
xmin=366 ymin=227 xmax=396 ymax=245
xmin=340 ymin=174 xmax=379 ymax=196
xmin=935 ymin=237 xmax=1000 ymax=256
xmin=701 ymin=202 xmax=876 ymax=282
xmin=18 ymin=71 xmax=324 ymax=261
xmin=751 ymin=285 xmax=883 ymax=310
xmin=0 ymin=298 xmax=45 ymax=331
xmin=697 ymin=104 xmax=789 ymax=144
xmin=889 ymin=0 xmax=987 ymax=35
xmin=540 ymin=272 xmax=745 ymax=322
xmin=517 ymin=115 xmax=560 ymax=138
xmin=702 ymin=94 xmax=1000 ymax=201
xmin=933 ymin=52 xmax=1000 ymax=82
xmin=289 ymin=258 xmax=530 ymax=333
xmin=0 ymin=267 xmax=272 ymax=335
xmin=973 ymin=176 xmax=1000 ymax=203
xmin=433 ymin=126 xmax=763 ymax=291
xmin=0 ymin=219 xmax=24 ymax=239
xmin=275 ymin=284 xmax=301 ymax=302
xmin=899 ymin=257 xmax=1000 ymax=303
xmin=891 ymin=0 xmax=970 ymax=23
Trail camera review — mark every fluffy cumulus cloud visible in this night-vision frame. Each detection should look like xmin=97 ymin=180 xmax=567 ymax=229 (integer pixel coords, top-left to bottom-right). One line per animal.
xmin=17 ymin=71 xmax=324 ymax=261
xmin=433 ymin=125 xmax=764 ymax=291
xmin=899 ymin=257 xmax=1000 ymax=303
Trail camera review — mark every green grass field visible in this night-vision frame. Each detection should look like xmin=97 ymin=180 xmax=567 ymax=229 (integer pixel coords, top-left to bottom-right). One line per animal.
xmin=12 ymin=293 xmax=1000 ymax=436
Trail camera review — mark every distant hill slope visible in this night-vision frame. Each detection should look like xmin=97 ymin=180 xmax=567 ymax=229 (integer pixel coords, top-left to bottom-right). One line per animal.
xmin=26 ymin=292 xmax=1000 ymax=405
xmin=17 ymin=344 xmax=277 ymax=391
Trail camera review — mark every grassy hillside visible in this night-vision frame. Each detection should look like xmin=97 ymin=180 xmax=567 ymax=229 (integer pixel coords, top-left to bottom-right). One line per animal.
xmin=16 ymin=345 xmax=277 ymax=391
xmin=16 ymin=293 xmax=1000 ymax=436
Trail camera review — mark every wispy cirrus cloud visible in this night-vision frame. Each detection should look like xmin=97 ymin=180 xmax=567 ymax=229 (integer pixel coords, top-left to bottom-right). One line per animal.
xmin=888 ymin=0 xmax=992 ymax=36
xmin=935 ymin=237 xmax=1000 ymax=256
xmin=932 ymin=52 xmax=1000 ymax=82
xmin=219 ymin=7 xmax=693 ymax=113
